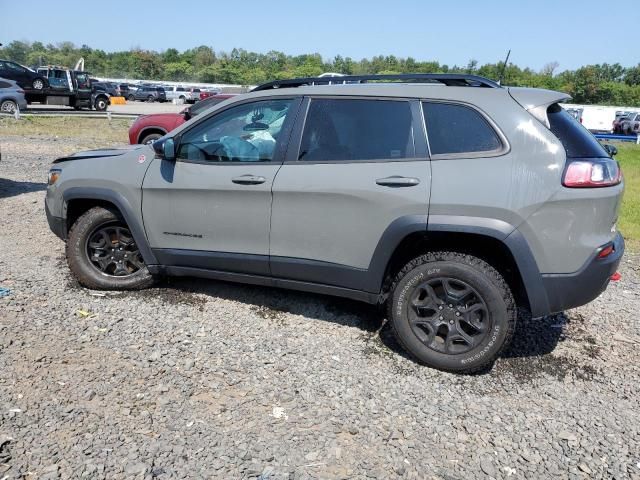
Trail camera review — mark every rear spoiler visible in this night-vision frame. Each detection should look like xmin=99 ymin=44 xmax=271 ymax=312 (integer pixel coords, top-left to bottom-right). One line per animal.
xmin=508 ymin=87 xmax=571 ymax=128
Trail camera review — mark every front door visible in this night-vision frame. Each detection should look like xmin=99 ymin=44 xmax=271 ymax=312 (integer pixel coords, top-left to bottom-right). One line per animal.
xmin=142 ymin=97 xmax=300 ymax=275
xmin=269 ymin=97 xmax=431 ymax=292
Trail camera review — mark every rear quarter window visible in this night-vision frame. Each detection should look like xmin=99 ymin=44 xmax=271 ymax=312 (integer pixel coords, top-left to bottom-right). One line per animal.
xmin=547 ymin=104 xmax=608 ymax=158
xmin=422 ymin=102 xmax=502 ymax=156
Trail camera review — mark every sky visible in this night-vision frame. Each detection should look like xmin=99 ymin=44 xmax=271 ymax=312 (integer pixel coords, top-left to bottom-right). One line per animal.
xmin=1 ymin=0 xmax=638 ymax=71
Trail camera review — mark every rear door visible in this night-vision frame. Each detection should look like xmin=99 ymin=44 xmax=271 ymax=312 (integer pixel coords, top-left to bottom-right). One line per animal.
xmin=142 ymin=96 xmax=301 ymax=275
xmin=269 ymin=96 xmax=430 ymax=293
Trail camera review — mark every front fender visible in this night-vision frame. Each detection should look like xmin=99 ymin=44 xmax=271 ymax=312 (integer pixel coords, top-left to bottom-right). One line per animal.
xmin=63 ymin=187 xmax=157 ymax=265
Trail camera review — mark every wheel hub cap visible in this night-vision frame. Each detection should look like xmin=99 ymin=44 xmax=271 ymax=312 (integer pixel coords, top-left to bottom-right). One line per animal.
xmin=407 ymin=277 xmax=490 ymax=355
xmin=86 ymin=224 xmax=144 ymax=277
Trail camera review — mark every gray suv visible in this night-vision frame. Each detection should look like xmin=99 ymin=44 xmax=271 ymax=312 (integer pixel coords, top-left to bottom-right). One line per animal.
xmin=133 ymin=85 xmax=166 ymax=102
xmin=45 ymin=74 xmax=624 ymax=373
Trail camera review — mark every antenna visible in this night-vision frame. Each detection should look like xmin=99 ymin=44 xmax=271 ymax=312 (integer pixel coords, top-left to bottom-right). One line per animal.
xmin=498 ymin=49 xmax=511 ymax=85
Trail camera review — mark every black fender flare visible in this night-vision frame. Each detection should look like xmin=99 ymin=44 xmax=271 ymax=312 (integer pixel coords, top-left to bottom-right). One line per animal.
xmin=63 ymin=187 xmax=157 ymax=265
xmin=365 ymin=214 xmax=429 ymax=293
xmin=427 ymin=215 xmax=550 ymax=317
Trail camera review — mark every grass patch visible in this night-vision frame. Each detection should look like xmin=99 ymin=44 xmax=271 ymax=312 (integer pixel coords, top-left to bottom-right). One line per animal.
xmin=0 ymin=116 xmax=131 ymax=144
xmin=612 ymin=143 xmax=640 ymax=251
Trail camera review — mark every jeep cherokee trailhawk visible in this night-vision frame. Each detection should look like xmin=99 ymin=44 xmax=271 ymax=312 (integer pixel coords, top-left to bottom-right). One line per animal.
xmin=45 ymin=74 xmax=625 ymax=373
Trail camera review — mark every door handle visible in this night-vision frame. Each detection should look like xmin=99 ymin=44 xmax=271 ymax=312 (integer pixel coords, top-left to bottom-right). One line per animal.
xmin=232 ymin=175 xmax=266 ymax=185
xmin=376 ymin=176 xmax=420 ymax=187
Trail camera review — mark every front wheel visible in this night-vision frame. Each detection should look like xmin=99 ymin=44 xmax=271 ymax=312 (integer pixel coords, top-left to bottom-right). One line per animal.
xmin=387 ymin=251 xmax=516 ymax=373
xmin=140 ymin=132 xmax=163 ymax=145
xmin=66 ymin=207 xmax=155 ymax=290
xmin=94 ymin=97 xmax=108 ymax=111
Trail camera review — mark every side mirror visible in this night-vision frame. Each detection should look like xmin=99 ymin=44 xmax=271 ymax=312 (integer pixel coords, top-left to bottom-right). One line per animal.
xmin=152 ymin=137 xmax=176 ymax=161
xmin=603 ymin=144 xmax=618 ymax=157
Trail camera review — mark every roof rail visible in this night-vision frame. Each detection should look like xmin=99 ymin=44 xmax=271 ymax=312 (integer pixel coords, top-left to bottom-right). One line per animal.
xmin=252 ymin=73 xmax=501 ymax=92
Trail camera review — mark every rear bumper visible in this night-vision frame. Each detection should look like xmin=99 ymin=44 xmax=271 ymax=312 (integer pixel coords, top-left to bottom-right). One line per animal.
xmin=540 ymin=233 xmax=624 ymax=314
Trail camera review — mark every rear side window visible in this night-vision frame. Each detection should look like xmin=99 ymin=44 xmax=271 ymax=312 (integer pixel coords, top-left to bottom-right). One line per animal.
xmin=423 ymin=102 xmax=502 ymax=155
xmin=547 ymin=104 xmax=608 ymax=158
xmin=299 ymin=99 xmax=415 ymax=161
xmin=0 ymin=81 xmax=10 ymax=88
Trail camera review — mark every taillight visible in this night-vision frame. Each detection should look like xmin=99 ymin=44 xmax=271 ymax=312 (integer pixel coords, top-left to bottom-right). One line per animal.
xmin=563 ymin=158 xmax=622 ymax=188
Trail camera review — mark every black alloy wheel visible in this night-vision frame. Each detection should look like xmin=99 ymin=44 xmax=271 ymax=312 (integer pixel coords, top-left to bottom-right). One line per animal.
xmin=85 ymin=223 xmax=144 ymax=277
xmin=407 ymin=277 xmax=489 ymax=355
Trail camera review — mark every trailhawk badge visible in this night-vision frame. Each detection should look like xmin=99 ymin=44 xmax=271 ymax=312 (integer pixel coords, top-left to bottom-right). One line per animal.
xmin=137 ymin=154 xmax=146 ymax=164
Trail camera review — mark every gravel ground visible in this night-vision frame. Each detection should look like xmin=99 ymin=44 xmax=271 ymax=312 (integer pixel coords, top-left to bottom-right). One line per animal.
xmin=1 ymin=130 xmax=639 ymax=480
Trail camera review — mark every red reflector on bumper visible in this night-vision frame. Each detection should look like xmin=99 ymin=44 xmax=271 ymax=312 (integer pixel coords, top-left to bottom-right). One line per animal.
xmin=598 ymin=245 xmax=615 ymax=258
xmin=610 ymin=272 xmax=621 ymax=281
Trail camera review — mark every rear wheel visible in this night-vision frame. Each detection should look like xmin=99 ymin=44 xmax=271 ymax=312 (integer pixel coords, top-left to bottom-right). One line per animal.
xmin=128 ymin=94 xmax=135 ymax=101
xmin=147 ymin=95 xmax=155 ymax=102
xmin=66 ymin=207 xmax=155 ymax=290
xmin=387 ymin=251 xmax=516 ymax=373
xmin=32 ymin=78 xmax=44 ymax=90
xmin=0 ymin=100 xmax=17 ymax=114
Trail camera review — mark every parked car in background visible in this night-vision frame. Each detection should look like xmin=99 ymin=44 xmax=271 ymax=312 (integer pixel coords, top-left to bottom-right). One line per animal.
xmin=0 ymin=60 xmax=49 ymax=90
xmin=133 ymin=85 xmax=167 ymax=102
xmin=620 ymin=112 xmax=640 ymax=135
xmin=0 ymin=78 xmax=27 ymax=113
xmin=563 ymin=107 xmax=583 ymax=123
xmin=133 ymin=85 xmax=166 ymax=102
xmin=199 ymin=89 xmax=221 ymax=101
xmin=118 ymin=84 xmax=132 ymax=98
xmin=187 ymin=87 xmax=201 ymax=103
xmin=165 ymin=86 xmax=189 ymax=103
xmin=124 ymin=85 xmax=139 ymax=100
xmin=579 ymin=106 xmax=618 ymax=134
xmin=92 ymin=82 xmax=118 ymax=96
xmin=128 ymin=94 xmax=237 ymax=144
xmin=612 ymin=112 xmax=630 ymax=134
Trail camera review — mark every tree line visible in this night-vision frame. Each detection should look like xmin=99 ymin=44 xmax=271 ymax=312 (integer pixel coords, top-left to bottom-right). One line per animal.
xmin=2 ymin=40 xmax=640 ymax=106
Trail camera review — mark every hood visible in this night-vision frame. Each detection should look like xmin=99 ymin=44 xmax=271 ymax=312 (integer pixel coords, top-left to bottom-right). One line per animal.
xmin=53 ymin=145 xmax=144 ymax=164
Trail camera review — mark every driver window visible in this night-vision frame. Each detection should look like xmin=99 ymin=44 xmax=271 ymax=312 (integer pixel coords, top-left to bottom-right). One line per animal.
xmin=177 ymin=99 xmax=293 ymax=163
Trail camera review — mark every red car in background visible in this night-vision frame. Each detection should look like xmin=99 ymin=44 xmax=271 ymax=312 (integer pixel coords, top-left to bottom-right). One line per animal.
xmin=128 ymin=94 xmax=237 ymax=144
xmin=199 ymin=89 xmax=220 ymax=101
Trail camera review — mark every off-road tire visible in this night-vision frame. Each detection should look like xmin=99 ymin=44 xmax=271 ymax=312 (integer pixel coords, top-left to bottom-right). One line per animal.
xmin=387 ymin=251 xmax=516 ymax=373
xmin=66 ymin=207 xmax=155 ymax=290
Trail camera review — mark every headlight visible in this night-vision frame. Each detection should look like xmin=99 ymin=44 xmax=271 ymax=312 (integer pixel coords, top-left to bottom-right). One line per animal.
xmin=48 ymin=169 xmax=62 ymax=186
